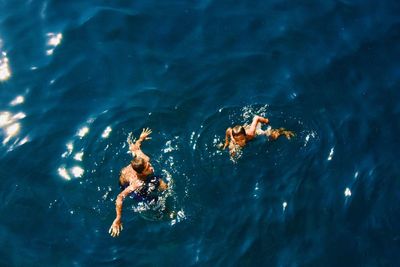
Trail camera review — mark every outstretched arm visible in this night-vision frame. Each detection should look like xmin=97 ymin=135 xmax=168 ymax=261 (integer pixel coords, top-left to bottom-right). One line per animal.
xmin=129 ymin=128 xmax=152 ymax=154
xmin=247 ymin=115 xmax=269 ymax=138
xmin=109 ymin=184 xmax=139 ymax=237
xmin=223 ymin=128 xmax=232 ymax=149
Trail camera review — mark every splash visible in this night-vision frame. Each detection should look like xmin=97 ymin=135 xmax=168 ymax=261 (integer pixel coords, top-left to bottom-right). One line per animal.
xmin=162 ymin=137 xmax=179 ymax=153
xmin=189 ymin=131 xmax=200 ymax=150
xmin=229 ymin=146 xmax=243 ymax=163
xmin=131 ymin=170 xmax=182 ymax=222
xmin=213 ymin=135 xmax=224 ymax=156
xmin=304 ymin=131 xmax=317 ymax=147
xmin=241 ymin=104 xmax=269 ymax=122
xmin=170 ymin=209 xmax=186 ymax=226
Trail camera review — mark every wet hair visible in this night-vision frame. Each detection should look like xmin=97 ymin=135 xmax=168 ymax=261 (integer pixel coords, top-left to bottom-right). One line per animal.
xmin=232 ymin=125 xmax=246 ymax=136
xmin=131 ymin=157 xmax=145 ymax=173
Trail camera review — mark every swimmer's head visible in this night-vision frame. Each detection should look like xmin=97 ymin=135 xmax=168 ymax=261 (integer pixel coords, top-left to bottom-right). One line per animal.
xmin=232 ymin=125 xmax=246 ymax=146
xmin=131 ymin=157 xmax=145 ymax=173
xmin=232 ymin=125 xmax=246 ymax=137
xmin=131 ymin=157 xmax=154 ymax=175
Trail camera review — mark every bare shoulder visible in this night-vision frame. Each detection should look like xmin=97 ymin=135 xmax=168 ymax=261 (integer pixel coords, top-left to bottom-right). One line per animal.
xmin=245 ymin=128 xmax=255 ymax=139
xmin=120 ymin=164 xmax=130 ymax=175
xmin=120 ymin=164 xmax=135 ymax=183
xmin=130 ymin=144 xmax=139 ymax=152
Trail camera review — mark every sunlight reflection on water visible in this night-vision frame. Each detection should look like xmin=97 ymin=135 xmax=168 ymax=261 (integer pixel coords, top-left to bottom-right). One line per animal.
xmin=0 ymin=51 xmax=11 ymax=81
xmin=0 ymin=109 xmax=27 ymax=149
xmin=46 ymin=32 xmax=62 ymax=56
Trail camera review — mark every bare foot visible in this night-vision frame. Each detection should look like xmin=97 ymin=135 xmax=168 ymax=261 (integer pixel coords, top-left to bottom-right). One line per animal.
xmin=269 ymin=130 xmax=280 ymax=140
xmin=283 ymin=130 xmax=295 ymax=139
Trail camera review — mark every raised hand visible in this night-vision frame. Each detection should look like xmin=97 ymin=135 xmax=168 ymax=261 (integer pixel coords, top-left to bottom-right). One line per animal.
xmin=109 ymin=218 xmax=123 ymax=237
xmin=139 ymin=128 xmax=152 ymax=141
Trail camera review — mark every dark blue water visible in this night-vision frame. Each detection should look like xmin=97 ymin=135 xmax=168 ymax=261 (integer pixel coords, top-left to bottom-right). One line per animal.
xmin=1 ymin=1 xmax=400 ymax=266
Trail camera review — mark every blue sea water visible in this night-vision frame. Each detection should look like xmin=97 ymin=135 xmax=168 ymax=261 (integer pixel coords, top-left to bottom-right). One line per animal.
xmin=1 ymin=0 xmax=400 ymax=266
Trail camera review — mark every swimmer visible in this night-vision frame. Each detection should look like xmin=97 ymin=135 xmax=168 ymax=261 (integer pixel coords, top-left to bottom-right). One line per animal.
xmin=221 ymin=115 xmax=294 ymax=158
xmin=109 ymin=128 xmax=168 ymax=237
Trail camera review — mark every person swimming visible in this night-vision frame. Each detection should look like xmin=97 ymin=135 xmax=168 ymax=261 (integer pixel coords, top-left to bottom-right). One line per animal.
xmin=109 ymin=128 xmax=168 ymax=237
xmin=222 ymin=115 xmax=294 ymax=158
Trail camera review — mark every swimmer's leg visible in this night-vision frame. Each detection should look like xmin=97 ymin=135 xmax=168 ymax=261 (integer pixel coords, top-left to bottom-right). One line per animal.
xmin=246 ymin=115 xmax=269 ymax=137
xmin=269 ymin=128 xmax=295 ymax=140
xmin=255 ymin=122 xmax=264 ymax=135
xmin=252 ymin=120 xmax=273 ymax=137
xmin=258 ymin=125 xmax=272 ymax=136
xmin=282 ymin=128 xmax=295 ymax=139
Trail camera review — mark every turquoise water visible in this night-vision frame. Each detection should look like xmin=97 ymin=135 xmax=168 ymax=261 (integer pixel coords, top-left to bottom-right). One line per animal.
xmin=1 ymin=1 xmax=400 ymax=266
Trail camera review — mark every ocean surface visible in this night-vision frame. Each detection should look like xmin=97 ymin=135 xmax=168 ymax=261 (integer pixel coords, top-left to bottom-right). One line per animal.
xmin=1 ymin=1 xmax=400 ymax=266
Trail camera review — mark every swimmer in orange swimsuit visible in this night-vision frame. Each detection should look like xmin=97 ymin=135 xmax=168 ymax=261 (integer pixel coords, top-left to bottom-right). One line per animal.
xmin=222 ymin=115 xmax=294 ymax=158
